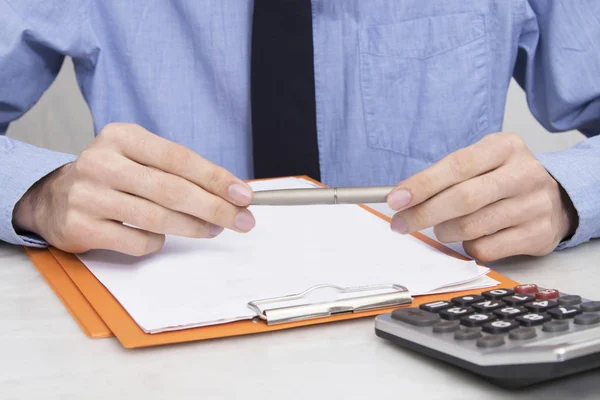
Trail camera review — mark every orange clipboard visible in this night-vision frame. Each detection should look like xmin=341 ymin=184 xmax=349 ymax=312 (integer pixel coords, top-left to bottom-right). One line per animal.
xmin=24 ymin=176 xmax=520 ymax=348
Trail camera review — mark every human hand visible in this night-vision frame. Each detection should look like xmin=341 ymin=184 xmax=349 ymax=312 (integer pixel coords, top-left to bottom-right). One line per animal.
xmin=13 ymin=123 xmax=255 ymax=256
xmin=386 ymin=132 xmax=578 ymax=262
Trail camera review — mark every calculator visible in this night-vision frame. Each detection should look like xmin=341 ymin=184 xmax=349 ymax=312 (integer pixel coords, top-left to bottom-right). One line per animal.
xmin=374 ymin=284 xmax=600 ymax=389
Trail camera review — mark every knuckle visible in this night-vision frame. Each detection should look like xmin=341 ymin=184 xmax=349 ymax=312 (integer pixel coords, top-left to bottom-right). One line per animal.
xmin=464 ymin=241 xmax=496 ymax=262
xmin=457 ymin=185 xmax=479 ymax=212
xmin=160 ymin=183 xmax=186 ymax=209
xmin=456 ymin=216 xmax=477 ymax=238
xmin=75 ymin=149 xmax=101 ymax=176
xmin=145 ymin=208 xmax=169 ymax=233
xmin=59 ymin=212 xmax=89 ymax=245
xmin=433 ymin=224 xmax=452 ymax=243
xmin=529 ymin=161 xmax=550 ymax=183
xmin=205 ymin=165 xmax=228 ymax=191
xmin=97 ymin=123 xmax=124 ymax=142
xmin=207 ymin=198 xmax=231 ymax=224
xmin=500 ymin=132 xmax=525 ymax=153
xmin=447 ymin=152 xmax=472 ymax=179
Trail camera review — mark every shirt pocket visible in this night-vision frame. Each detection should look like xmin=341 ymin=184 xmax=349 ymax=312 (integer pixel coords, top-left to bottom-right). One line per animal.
xmin=358 ymin=12 xmax=489 ymax=162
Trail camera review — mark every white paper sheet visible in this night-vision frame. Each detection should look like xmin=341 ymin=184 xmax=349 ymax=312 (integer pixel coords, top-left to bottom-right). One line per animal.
xmin=77 ymin=177 xmax=490 ymax=333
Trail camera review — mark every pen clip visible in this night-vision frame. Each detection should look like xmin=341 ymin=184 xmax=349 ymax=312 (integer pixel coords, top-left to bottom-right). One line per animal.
xmin=247 ymin=283 xmax=412 ymax=325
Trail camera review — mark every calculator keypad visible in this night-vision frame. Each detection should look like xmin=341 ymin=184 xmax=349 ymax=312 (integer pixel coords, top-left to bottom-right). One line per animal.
xmin=542 ymin=320 xmax=570 ymax=333
xmin=481 ymin=289 xmax=514 ymax=300
xmin=523 ymin=300 xmax=558 ymax=313
xmin=460 ymin=313 xmax=496 ymax=327
xmin=482 ymin=320 xmax=519 ymax=334
xmin=388 ymin=284 xmax=599 ymax=351
xmin=439 ymin=306 xmax=474 ymax=320
xmin=574 ymin=313 xmax=600 ymax=326
xmin=580 ymin=301 xmax=600 ymax=312
xmin=472 ymin=300 xmax=505 ymax=313
xmin=493 ymin=306 xmax=527 ymax=320
xmin=419 ymin=300 xmax=451 ymax=313
xmin=450 ymin=295 xmax=484 ymax=306
xmin=557 ymin=295 xmax=582 ymax=306
xmin=536 ymin=289 xmax=560 ymax=300
xmin=508 ymin=327 xmax=537 ymax=340
xmin=515 ymin=313 xmax=551 ymax=327
xmin=547 ymin=306 xmax=581 ymax=320
xmin=502 ymin=294 xmax=535 ymax=306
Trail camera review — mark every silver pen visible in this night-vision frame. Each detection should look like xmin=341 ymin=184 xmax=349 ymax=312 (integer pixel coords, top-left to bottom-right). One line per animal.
xmin=250 ymin=186 xmax=396 ymax=205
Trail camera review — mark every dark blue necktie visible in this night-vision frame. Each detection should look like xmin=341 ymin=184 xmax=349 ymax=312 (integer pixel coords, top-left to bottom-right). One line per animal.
xmin=250 ymin=0 xmax=321 ymax=181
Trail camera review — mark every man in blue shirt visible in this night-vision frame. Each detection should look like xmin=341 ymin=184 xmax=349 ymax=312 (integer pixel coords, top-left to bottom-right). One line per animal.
xmin=1 ymin=1 xmax=598 ymax=261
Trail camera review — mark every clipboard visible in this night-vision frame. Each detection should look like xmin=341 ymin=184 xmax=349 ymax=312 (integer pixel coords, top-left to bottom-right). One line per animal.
xmin=23 ymin=176 xmax=520 ymax=348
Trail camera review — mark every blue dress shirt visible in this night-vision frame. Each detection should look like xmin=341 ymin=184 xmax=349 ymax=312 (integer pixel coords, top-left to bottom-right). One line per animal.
xmin=1 ymin=0 xmax=599 ymax=249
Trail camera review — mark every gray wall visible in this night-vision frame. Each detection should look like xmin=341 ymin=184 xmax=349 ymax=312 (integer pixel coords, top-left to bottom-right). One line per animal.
xmin=7 ymin=58 xmax=585 ymax=156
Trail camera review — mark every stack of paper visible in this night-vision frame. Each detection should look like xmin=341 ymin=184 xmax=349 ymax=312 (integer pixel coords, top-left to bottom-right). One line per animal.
xmin=76 ymin=177 xmax=497 ymax=334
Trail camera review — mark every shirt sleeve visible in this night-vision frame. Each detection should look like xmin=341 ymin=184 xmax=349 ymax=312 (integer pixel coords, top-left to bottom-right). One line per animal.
xmin=0 ymin=0 xmax=91 ymax=246
xmin=513 ymin=0 xmax=600 ymax=249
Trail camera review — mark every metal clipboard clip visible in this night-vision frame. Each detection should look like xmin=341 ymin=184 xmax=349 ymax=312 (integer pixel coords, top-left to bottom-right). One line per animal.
xmin=247 ymin=284 xmax=412 ymax=325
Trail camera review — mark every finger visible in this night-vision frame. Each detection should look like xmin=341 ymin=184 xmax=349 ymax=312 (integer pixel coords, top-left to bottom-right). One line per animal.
xmin=387 ymin=132 xmax=524 ymax=211
xmin=463 ymin=220 xmax=553 ymax=262
xmin=97 ymin=123 xmax=253 ymax=206
xmin=83 ymin=220 xmax=166 ymax=256
xmin=93 ymin=189 xmax=225 ymax=239
xmin=391 ymin=163 xmax=526 ymax=234
xmin=434 ymin=192 xmax=550 ymax=243
xmin=91 ymin=152 xmax=255 ymax=232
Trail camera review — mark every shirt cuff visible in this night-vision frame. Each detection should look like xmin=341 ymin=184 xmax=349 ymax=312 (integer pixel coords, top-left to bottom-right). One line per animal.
xmin=536 ymin=147 xmax=600 ymax=250
xmin=0 ymin=137 xmax=77 ymax=247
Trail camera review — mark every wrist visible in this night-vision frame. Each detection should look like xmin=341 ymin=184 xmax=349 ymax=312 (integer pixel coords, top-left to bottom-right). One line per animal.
xmin=558 ymin=184 xmax=578 ymax=242
xmin=12 ymin=163 xmax=71 ymax=237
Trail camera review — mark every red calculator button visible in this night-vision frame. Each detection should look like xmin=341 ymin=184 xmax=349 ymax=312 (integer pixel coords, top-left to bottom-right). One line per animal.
xmin=514 ymin=284 xmax=538 ymax=295
xmin=536 ymin=289 xmax=560 ymax=300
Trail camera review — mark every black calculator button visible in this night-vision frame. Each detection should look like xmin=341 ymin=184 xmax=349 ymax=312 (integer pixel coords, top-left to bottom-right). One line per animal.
xmin=558 ymin=295 xmax=582 ymax=306
xmin=460 ymin=313 xmax=496 ymax=327
xmin=524 ymin=300 xmax=558 ymax=313
xmin=482 ymin=320 xmax=519 ymax=334
xmin=503 ymin=294 xmax=535 ymax=306
xmin=476 ymin=335 xmax=505 ymax=348
xmin=454 ymin=327 xmax=482 ymax=341
xmin=493 ymin=306 xmax=527 ymax=320
xmin=450 ymin=295 xmax=484 ymax=306
xmin=433 ymin=320 xmax=460 ymax=333
xmin=391 ymin=308 xmax=441 ymax=326
xmin=574 ymin=313 xmax=600 ymax=326
xmin=542 ymin=320 xmax=570 ymax=333
xmin=472 ymin=300 xmax=505 ymax=313
xmin=419 ymin=300 xmax=451 ymax=313
xmin=580 ymin=301 xmax=600 ymax=312
xmin=439 ymin=307 xmax=474 ymax=321
xmin=516 ymin=313 xmax=551 ymax=327
xmin=509 ymin=327 xmax=537 ymax=340
xmin=481 ymin=288 xmax=514 ymax=300
xmin=547 ymin=306 xmax=581 ymax=320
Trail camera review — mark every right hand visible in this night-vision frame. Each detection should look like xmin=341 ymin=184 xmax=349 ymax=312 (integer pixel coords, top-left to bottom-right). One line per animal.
xmin=12 ymin=123 xmax=256 ymax=256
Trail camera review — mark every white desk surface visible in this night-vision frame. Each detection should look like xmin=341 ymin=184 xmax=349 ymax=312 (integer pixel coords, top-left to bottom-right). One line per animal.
xmin=2 ymin=237 xmax=600 ymax=400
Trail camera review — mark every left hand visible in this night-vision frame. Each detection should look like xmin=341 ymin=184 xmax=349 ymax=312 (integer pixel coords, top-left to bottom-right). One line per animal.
xmin=386 ymin=132 xmax=578 ymax=262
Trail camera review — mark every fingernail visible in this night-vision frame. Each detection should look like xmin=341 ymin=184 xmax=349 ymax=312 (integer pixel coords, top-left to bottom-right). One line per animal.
xmin=208 ymin=224 xmax=224 ymax=238
xmin=388 ymin=189 xmax=411 ymax=210
xmin=391 ymin=217 xmax=408 ymax=234
xmin=234 ymin=210 xmax=256 ymax=232
xmin=228 ymin=183 xmax=253 ymax=204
